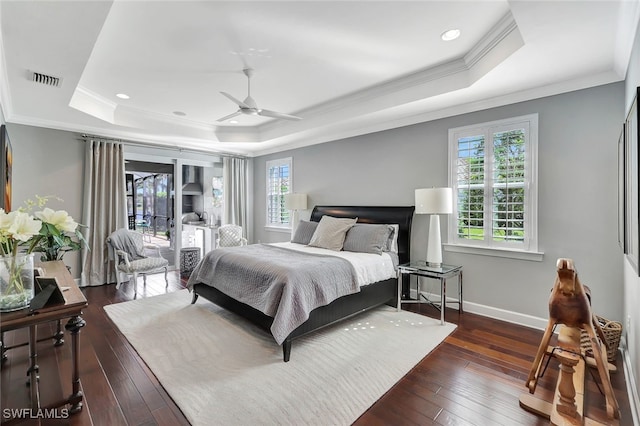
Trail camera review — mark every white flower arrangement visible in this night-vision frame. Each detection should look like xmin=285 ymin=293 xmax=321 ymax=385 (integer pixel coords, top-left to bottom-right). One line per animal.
xmin=0 ymin=210 xmax=42 ymax=256
xmin=0 ymin=195 xmax=87 ymax=261
xmin=0 ymin=196 xmax=88 ymax=310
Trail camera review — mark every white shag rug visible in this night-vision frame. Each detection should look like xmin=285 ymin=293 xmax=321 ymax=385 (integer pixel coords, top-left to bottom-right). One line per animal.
xmin=104 ymin=290 xmax=456 ymax=426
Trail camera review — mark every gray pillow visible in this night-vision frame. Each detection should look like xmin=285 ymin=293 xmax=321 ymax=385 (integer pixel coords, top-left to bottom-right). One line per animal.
xmin=308 ymin=215 xmax=357 ymax=251
xmin=385 ymin=224 xmax=399 ymax=253
xmin=291 ymin=220 xmax=318 ymax=245
xmin=343 ymin=224 xmax=392 ymax=255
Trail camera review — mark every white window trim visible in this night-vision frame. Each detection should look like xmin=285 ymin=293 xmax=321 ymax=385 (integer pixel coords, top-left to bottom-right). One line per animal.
xmin=447 ymin=114 xmax=541 ymax=260
xmin=265 ymin=157 xmax=293 ymax=231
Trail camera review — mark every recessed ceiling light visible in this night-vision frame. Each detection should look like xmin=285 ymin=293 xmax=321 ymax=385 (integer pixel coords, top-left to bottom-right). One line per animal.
xmin=116 ymin=93 xmax=130 ymax=99
xmin=173 ymin=111 xmax=186 ymax=116
xmin=229 ymin=120 xmax=238 ymax=124
xmin=441 ymin=29 xmax=460 ymax=41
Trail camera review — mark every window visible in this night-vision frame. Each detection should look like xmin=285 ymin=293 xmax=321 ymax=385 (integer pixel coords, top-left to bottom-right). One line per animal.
xmin=266 ymin=157 xmax=292 ymax=228
xmin=448 ymin=114 xmax=538 ymax=254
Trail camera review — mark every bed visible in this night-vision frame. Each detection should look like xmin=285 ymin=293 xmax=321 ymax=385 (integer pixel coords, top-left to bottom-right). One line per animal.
xmin=188 ymin=205 xmax=414 ymax=361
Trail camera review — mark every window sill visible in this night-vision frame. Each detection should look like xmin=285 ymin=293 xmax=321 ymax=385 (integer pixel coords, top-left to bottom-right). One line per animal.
xmin=264 ymin=226 xmax=292 ymax=234
xmin=443 ymin=244 xmax=544 ymax=262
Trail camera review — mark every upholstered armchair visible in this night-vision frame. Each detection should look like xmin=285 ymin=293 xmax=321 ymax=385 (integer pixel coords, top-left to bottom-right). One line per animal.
xmin=216 ymin=224 xmax=247 ymax=248
xmin=106 ymin=228 xmax=169 ymax=291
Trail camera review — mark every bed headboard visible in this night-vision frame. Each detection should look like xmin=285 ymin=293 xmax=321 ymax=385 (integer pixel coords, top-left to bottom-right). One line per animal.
xmin=310 ymin=205 xmax=415 ymax=265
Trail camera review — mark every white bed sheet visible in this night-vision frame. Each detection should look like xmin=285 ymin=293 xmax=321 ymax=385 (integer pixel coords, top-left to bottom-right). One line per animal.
xmin=270 ymin=242 xmax=396 ymax=287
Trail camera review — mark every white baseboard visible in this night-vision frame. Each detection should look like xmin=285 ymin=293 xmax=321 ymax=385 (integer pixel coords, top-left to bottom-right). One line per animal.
xmin=623 ymin=342 xmax=640 ymax=426
xmin=413 ymin=289 xmax=549 ymax=330
xmin=462 ymin=299 xmax=550 ymax=331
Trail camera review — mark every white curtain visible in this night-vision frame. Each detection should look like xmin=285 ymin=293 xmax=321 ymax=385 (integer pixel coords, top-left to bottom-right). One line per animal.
xmin=80 ymin=140 xmax=127 ymax=286
xmin=223 ymin=157 xmax=247 ymax=231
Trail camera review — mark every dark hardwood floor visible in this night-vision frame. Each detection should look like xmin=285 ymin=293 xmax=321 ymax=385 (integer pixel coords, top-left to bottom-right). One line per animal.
xmin=0 ymin=272 xmax=633 ymax=425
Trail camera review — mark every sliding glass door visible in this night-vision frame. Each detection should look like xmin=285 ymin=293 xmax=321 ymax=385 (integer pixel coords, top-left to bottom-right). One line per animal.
xmin=133 ymin=173 xmax=172 ymax=238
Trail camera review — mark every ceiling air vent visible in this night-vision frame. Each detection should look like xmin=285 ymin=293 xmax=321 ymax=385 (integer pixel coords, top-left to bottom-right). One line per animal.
xmin=30 ymin=71 xmax=62 ymax=88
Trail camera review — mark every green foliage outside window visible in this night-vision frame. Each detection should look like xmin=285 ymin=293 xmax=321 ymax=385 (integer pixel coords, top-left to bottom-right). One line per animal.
xmin=456 ymin=129 xmax=526 ymax=244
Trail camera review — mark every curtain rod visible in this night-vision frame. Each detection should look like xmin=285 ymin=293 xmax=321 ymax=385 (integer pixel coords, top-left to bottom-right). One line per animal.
xmin=78 ymin=134 xmax=247 ymax=159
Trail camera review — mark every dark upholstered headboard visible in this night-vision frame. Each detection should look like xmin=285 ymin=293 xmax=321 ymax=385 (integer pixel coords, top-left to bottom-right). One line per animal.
xmin=310 ymin=206 xmax=415 ymax=265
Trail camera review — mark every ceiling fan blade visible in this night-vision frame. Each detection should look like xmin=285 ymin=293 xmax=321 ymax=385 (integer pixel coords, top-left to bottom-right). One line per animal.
xmin=216 ymin=111 xmax=242 ymax=123
xmin=220 ymin=92 xmax=249 ymax=109
xmin=258 ymin=109 xmax=302 ymax=121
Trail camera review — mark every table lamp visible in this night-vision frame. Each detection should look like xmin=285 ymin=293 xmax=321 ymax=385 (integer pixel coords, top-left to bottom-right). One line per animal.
xmin=284 ymin=193 xmax=307 ymax=237
xmin=415 ymin=187 xmax=453 ymax=267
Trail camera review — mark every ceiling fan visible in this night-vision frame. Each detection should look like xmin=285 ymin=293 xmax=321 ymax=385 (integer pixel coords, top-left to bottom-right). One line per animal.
xmin=217 ymin=68 xmax=302 ymax=122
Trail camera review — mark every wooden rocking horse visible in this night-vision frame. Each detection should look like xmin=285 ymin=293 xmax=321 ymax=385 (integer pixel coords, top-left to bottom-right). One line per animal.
xmin=522 ymin=258 xmax=620 ymax=423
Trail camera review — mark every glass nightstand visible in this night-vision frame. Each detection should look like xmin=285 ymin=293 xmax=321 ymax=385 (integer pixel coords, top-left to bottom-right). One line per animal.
xmin=397 ymin=261 xmax=463 ymax=325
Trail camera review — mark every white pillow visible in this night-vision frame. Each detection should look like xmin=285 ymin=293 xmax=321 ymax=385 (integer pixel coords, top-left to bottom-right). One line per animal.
xmin=308 ymin=215 xmax=357 ymax=251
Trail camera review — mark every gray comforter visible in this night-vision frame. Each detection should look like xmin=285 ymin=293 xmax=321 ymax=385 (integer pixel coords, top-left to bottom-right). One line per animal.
xmin=187 ymin=244 xmax=360 ymax=344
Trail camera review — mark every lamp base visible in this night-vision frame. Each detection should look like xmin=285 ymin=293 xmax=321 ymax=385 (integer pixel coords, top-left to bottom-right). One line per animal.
xmin=290 ymin=209 xmax=300 ymax=239
xmin=427 ymin=261 xmax=442 ymax=268
xmin=426 ymin=214 xmax=443 ymax=266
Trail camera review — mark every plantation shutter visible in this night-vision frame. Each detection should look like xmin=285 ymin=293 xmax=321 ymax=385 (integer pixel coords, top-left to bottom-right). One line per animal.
xmin=266 ymin=158 xmax=291 ymax=226
xmin=450 ymin=114 xmax=537 ymax=252
xmin=455 ymin=134 xmax=486 ymax=241
xmin=491 ymin=128 xmax=526 ymax=245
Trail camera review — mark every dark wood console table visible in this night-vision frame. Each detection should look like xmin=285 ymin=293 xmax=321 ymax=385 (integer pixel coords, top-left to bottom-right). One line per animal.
xmin=0 ymin=261 xmax=87 ymax=419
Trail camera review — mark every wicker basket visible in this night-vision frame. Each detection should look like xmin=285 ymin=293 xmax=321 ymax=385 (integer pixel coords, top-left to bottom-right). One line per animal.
xmin=580 ymin=315 xmax=622 ymax=363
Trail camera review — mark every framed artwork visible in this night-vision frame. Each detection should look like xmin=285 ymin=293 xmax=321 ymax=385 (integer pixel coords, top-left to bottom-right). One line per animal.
xmin=618 ymin=124 xmax=626 ymax=252
xmin=625 ymin=87 xmax=639 ymax=275
xmin=0 ymin=125 xmax=11 ymax=212
xmin=212 ymin=176 xmax=223 ymax=207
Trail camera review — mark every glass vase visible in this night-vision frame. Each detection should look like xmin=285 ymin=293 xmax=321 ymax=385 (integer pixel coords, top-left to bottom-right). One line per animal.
xmin=0 ymin=253 xmax=34 ymax=312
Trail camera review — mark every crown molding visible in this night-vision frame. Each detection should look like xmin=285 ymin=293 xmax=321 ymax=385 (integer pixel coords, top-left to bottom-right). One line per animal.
xmin=1 ymin=6 xmax=624 ymax=159
xmin=613 ymin=0 xmax=640 ymax=78
xmin=69 ymin=85 xmax=117 ymax=123
xmin=250 ymin=69 xmax=622 ymax=157
xmin=256 ymin=11 xmax=523 ymax=144
xmin=464 ymin=11 xmax=519 ymax=69
xmin=2 ymin=8 xmax=525 ymax=155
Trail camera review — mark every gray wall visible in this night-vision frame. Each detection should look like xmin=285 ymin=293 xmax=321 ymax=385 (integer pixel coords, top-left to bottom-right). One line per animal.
xmin=6 ymin=123 xmax=85 ymax=275
xmin=623 ymin=16 xmax=640 ymax=411
xmin=4 ymin=125 xmax=229 ymax=277
xmin=254 ymin=83 xmax=624 ymax=325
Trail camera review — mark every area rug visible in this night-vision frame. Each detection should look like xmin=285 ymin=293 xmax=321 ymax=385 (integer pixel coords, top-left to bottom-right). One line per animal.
xmin=104 ymin=290 xmax=456 ymax=426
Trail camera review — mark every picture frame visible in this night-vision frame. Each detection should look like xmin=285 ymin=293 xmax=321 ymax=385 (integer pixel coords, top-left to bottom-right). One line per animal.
xmin=0 ymin=125 xmax=12 ymax=212
xmin=618 ymin=123 xmax=626 ymax=252
xmin=625 ymin=87 xmax=639 ymax=275
xmin=30 ymin=277 xmax=66 ymax=311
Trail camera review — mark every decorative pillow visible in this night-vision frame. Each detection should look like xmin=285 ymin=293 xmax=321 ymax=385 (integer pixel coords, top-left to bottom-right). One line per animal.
xmin=291 ymin=220 xmax=318 ymax=245
xmin=343 ymin=224 xmax=392 ymax=255
xmin=308 ymin=215 xmax=357 ymax=251
xmin=385 ymin=224 xmax=399 ymax=253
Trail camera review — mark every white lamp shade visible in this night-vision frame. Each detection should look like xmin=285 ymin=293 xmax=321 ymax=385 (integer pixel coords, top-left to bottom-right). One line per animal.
xmin=284 ymin=193 xmax=307 ymax=210
xmin=415 ymin=188 xmax=453 ymax=215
